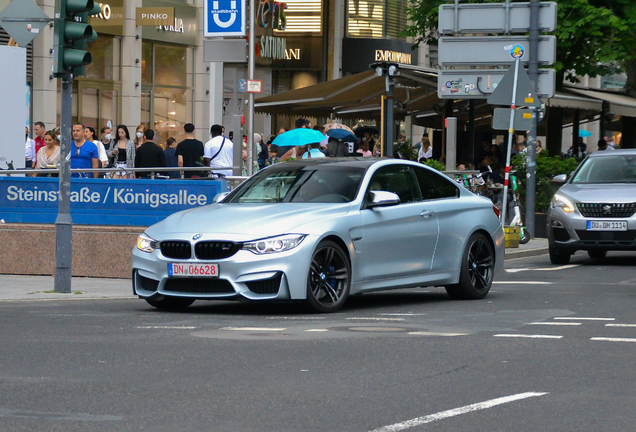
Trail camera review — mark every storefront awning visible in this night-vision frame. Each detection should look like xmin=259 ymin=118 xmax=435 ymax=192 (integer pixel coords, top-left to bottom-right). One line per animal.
xmin=567 ymin=87 xmax=636 ymax=117
xmin=545 ymin=92 xmax=603 ymax=111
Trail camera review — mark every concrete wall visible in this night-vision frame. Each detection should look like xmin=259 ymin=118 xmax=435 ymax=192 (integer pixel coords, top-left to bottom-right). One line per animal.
xmin=0 ymin=224 xmax=142 ymax=279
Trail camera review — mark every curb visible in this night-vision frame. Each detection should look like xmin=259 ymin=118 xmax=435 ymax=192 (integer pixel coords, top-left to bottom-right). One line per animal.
xmin=505 ymin=247 xmax=549 ymax=260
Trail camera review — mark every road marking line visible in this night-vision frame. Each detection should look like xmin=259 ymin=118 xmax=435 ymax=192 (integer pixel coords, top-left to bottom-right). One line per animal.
xmin=305 ymin=329 xmax=329 ymax=332
xmin=380 ymin=313 xmax=427 ymax=316
xmin=528 ymin=322 xmax=581 ymax=326
xmin=346 ymin=317 xmax=406 ymax=321
xmin=220 ymin=327 xmax=286 ymax=332
xmin=606 ymin=324 xmax=636 ymax=328
xmin=492 ymin=281 xmax=553 ymax=285
xmin=408 ymin=332 xmax=467 ymax=337
xmin=136 ymin=326 xmax=198 ymax=329
xmin=506 ymin=264 xmax=579 ymax=273
xmin=494 ymin=334 xmax=563 ymax=339
xmin=368 ymin=392 xmax=548 ymax=432
xmin=554 ymin=317 xmax=615 ymax=321
xmin=591 ymin=337 xmax=636 ymax=343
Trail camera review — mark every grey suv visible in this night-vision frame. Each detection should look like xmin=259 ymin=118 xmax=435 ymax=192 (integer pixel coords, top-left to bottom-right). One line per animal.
xmin=547 ymin=149 xmax=636 ymax=264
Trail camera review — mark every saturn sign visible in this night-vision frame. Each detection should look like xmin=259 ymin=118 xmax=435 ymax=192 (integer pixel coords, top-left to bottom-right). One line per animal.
xmin=204 ymin=0 xmax=246 ymax=37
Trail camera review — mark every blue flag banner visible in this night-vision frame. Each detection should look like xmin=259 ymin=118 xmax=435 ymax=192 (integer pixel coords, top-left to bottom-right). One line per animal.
xmin=0 ymin=177 xmax=229 ymax=226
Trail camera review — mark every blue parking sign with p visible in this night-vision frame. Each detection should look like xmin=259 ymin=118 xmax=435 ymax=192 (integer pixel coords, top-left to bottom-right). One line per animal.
xmin=204 ymin=0 xmax=246 ymax=37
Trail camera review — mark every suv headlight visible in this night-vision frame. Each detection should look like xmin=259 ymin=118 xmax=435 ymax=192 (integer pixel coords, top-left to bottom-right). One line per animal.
xmin=552 ymin=194 xmax=575 ymax=213
xmin=137 ymin=233 xmax=160 ymax=253
xmin=244 ymin=234 xmax=306 ymax=255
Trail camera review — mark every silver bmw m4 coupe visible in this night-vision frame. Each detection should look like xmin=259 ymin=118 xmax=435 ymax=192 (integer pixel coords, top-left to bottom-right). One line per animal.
xmin=132 ymin=158 xmax=505 ymax=312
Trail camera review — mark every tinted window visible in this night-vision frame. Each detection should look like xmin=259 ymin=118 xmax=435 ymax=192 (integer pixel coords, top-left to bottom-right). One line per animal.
xmin=366 ymin=165 xmax=420 ymax=204
xmin=413 ymin=166 xmax=459 ymax=200
xmin=225 ymin=165 xmax=365 ymax=203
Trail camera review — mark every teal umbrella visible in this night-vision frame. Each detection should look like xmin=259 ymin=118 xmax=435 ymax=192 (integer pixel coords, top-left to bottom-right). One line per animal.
xmin=272 ymin=129 xmax=326 ymax=147
xmin=576 ymin=130 xmax=592 ymax=138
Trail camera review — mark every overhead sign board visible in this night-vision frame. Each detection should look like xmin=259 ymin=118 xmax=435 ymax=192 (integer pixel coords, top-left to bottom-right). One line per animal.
xmin=487 ymin=64 xmax=542 ymax=108
xmin=492 ymin=108 xmax=534 ymax=131
xmin=439 ymin=2 xmax=557 ymax=35
xmin=0 ymin=0 xmax=50 ymax=47
xmin=203 ymin=38 xmax=247 ymax=63
xmin=438 ymin=36 xmax=557 ymax=66
xmin=438 ymin=68 xmax=555 ymax=99
xmin=204 ymin=0 xmax=246 ymax=37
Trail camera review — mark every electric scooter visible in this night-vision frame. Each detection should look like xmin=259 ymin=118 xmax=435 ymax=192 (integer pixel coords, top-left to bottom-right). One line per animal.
xmin=509 ymin=171 xmax=530 ymax=244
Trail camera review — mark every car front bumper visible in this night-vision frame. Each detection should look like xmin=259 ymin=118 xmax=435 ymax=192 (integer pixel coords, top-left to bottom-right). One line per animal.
xmin=132 ymin=236 xmax=319 ymax=302
xmin=547 ymin=208 xmax=636 ymax=251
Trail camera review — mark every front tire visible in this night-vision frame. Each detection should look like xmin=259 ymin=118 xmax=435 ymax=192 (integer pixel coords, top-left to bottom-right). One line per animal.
xmin=306 ymin=240 xmax=351 ymax=313
xmin=145 ymin=295 xmax=195 ymax=311
xmin=445 ymin=233 xmax=494 ymax=300
xmin=549 ymin=245 xmax=571 ymax=265
xmin=519 ymin=227 xmax=530 ymax=244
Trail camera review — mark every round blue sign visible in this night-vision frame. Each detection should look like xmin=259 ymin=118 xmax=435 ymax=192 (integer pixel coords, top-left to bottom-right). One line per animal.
xmin=510 ymin=45 xmax=525 ymax=59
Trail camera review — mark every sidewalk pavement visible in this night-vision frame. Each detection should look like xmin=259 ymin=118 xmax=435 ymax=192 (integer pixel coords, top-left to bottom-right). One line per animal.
xmin=0 ymin=238 xmax=549 ymax=302
xmin=505 ymin=237 xmax=549 ymax=260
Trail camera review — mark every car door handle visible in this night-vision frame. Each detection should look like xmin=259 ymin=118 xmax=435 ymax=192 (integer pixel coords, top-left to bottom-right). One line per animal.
xmin=420 ymin=210 xmax=434 ymax=218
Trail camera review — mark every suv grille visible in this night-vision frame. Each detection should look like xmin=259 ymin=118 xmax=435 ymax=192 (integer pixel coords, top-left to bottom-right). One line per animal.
xmin=576 ymin=230 xmax=636 ymax=242
xmin=577 ymin=203 xmax=636 ymax=218
xmin=164 ymin=278 xmax=235 ymax=294
xmin=195 ymin=241 xmax=242 ymax=260
xmin=245 ymin=273 xmax=282 ymax=295
xmin=160 ymin=241 xmax=192 ymax=259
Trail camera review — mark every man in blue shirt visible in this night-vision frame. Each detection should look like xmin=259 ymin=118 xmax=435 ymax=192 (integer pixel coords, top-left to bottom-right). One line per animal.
xmin=71 ymin=123 xmax=99 ymax=178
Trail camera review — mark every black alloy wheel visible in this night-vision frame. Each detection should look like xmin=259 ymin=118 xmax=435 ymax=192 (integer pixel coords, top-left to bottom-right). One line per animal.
xmin=446 ymin=232 xmax=495 ymax=300
xmin=145 ymin=295 xmax=195 ymax=311
xmin=306 ymin=240 xmax=351 ymax=313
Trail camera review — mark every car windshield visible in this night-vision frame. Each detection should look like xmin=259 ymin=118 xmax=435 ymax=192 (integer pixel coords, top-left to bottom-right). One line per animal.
xmin=571 ymin=155 xmax=636 ymax=184
xmin=225 ymin=165 xmax=365 ymax=203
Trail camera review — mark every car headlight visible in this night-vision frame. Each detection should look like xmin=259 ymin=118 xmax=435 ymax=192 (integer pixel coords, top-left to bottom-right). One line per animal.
xmin=552 ymin=194 xmax=575 ymax=213
xmin=243 ymin=234 xmax=306 ymax=255
xmin=137 ymin=233 xmax=160 ymax=253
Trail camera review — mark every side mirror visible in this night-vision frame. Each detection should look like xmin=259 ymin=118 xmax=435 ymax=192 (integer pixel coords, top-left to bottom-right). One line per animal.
xmin=552 ymin=174 xmax=567 ymax=183
xmin=366 ymin=191 xmax=400 ymax=209
xmin=213 ymin=192 xmax=230 ymax=203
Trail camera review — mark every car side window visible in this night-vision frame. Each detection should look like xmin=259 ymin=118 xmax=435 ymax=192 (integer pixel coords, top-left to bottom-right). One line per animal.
xmin=366 ymin=165 xmax=421 ymax=204
xmin=413 ymin=166 xmax=459 ymax=200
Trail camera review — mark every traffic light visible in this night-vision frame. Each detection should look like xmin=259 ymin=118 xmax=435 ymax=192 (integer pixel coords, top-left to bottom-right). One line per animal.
xmin=53 ymin=0 xmax=101 ymax=77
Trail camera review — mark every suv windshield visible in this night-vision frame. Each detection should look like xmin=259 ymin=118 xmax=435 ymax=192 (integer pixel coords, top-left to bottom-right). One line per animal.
xmin=571 ymin=155 xmax=636 ymax=184
xmin=225 ymin=165 xmax=365 ymax=203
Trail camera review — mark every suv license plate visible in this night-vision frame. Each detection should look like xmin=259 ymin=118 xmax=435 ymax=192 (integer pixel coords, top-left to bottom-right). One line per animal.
xmin=168 ymin=263 xmax=219 ymax=277
xmin=587 ymin=221 xmax=627 ymax=231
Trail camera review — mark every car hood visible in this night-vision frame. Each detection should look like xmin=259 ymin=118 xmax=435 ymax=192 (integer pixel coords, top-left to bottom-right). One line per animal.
xmin=559 ymin=183 xmax=636 ymax=203
xmin=146 ymin=203 xmax=351 ymax=239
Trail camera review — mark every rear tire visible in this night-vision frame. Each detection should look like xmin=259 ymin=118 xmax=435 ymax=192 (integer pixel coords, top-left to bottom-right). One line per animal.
xmin=445 ymin=232 xmax=494 ymax=300
xmin=588 ymin=250 xmax=607 ymax=260
xmin=549 ymin=245 xmax=571 ymax=265
xmin=145 ymin=295 xmax=195 ymax=311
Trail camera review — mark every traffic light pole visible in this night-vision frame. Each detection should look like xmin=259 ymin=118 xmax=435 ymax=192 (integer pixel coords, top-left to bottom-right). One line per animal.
xmin=54 ymin=73 xmax=73 ymax=293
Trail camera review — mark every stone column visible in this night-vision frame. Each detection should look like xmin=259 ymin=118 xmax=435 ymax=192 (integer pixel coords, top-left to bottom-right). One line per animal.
xmin=33 ymin=0 xmax=57 ymax=129
xmin=121 ymin=0 xmax=142 ymax=131
xmin=194 ymin=0 xmax=210 ymax=142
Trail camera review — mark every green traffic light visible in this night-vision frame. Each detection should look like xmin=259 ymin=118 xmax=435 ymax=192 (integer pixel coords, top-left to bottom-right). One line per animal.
xmin=63 ymin=48 xmax=92 ymax=68
xmin=65 ymin=0 xmax=95 ymax=14
xmin=64 ymin=21 xmax=93 ymax=41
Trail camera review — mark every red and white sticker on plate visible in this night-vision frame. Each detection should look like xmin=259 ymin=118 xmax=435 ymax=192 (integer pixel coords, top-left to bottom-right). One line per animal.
xmin=169 ymin=263 xmax=219 ymax=277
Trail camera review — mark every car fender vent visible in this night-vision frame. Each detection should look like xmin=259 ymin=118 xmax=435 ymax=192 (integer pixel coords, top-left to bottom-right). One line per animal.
xmin=245 ymin=273 xmax=283 ymax=295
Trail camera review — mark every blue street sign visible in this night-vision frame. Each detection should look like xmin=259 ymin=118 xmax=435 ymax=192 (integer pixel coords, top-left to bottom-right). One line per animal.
xmin=238 ymin=79 xmax=247 ymax=92
xmin=204 ymin=0 xmax=246 ymax=37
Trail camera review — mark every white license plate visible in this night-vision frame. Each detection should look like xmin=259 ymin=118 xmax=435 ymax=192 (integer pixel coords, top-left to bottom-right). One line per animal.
xmin=587 ymin=221 xmax=627 ymax=231
xmin=168 ymin=263 xmax=219 ymax=277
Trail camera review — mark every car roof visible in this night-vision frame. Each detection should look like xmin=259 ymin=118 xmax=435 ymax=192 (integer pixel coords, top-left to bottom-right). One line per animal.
xmin=265 ymin=157 xmax=394 ymax=170
xmin=588 ymin=149 xmax=636 ymax=158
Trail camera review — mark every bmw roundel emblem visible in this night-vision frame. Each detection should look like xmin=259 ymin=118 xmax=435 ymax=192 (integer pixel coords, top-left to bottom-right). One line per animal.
xmin=193 ymin=234 xmax=202 ymax=240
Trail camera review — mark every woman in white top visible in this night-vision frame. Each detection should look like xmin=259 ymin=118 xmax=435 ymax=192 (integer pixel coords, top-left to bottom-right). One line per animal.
xmin=33 ymin=131 xmax=61 ymax=176
xmin=418 ymin=137 xmax=433 ymax=161
xmin=85 ymin=126 xmax=108 ymax=168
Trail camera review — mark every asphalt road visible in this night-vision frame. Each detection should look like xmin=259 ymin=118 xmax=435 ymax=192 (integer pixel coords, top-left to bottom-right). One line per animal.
xmin=1 ymin=251 xmax=635 ymax=432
